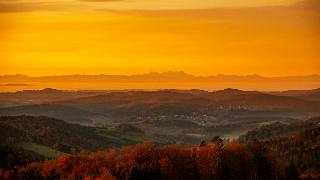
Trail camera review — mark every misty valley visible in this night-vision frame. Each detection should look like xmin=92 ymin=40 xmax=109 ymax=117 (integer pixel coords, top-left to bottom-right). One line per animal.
xmin=1 ymin=88 xmax=320 ymax=143
xmin=1 ymin=88 xmax=320 ymax=179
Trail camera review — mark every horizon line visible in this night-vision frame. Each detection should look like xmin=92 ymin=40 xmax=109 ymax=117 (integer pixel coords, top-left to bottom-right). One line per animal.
xmin=4 ymin=87 xmax=320 ymax=93
xmin=1 ymin=71 xmax=320 ymax=78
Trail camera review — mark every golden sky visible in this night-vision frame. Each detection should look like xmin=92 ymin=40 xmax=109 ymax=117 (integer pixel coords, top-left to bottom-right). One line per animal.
xmin=0 ymin=0 xmax=319 ymax=76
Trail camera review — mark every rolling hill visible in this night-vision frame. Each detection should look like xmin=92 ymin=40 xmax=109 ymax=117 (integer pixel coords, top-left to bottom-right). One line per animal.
xmin=239 ymin=116 xmax=320 ymax=143
xmin=56 ymin=89 xmax=320 ymax=118
xmin=56 ymin=91 xmax=212 ymax=117
xmin=0 ymin=88 xmax=106 ymax=108
xmin=208 ymin=89 xmax=320 ymax=111
xmin=270 ymin=88 xmax=320 ymax=102
xmin=0 ymin=116 xmax=113 ymax=152
xmin=0 ymin=115 xmax=173 ymax=155
xmin=0 ymin=104 xmax=107 ymax=125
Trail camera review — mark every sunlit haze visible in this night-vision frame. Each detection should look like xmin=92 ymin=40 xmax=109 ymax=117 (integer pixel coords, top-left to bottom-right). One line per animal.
xmin=0 ymin=0 xmax=319 ymax=88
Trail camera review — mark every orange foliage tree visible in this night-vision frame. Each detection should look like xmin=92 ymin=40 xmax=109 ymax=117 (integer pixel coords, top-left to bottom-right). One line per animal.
xmin=0 ymin=140 xmax=299 ymax=180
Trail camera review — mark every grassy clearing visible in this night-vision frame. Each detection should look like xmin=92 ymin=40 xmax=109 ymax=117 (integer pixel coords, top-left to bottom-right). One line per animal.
xmin=18 ymin=143 xmax=66 ymax=158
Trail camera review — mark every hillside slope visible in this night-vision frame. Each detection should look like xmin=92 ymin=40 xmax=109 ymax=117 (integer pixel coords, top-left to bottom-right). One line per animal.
xmin=0 ymin=104 xmax=107 ymax=125
xmin=57 ymin=90 xmax=320 ymax=117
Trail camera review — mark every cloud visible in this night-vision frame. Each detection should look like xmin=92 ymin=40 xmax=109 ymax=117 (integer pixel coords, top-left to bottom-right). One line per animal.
xmin=0 ymin=1 xmax=91 ymax=13
xmin=0 ymin=0 xmax=125 ymax=13
xmin=0 ymin=2 xmax=69 ymax=12
xmin=80 ymin=0 xmax=124 ymax=2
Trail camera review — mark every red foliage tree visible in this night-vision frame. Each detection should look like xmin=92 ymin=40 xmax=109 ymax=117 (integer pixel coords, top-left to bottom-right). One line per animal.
xmin=160 ymin=145 xmax=197 ymax=180
xmin=0 ymin=141 xmax=299 ymax=180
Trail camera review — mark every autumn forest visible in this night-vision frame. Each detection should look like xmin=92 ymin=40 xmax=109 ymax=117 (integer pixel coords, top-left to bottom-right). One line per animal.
xmin=1 ymin=0 xmax=319 ymax=179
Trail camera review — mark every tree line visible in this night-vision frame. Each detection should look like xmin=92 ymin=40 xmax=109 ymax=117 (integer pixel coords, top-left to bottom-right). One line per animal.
xmin=0 ymin=138 xmax=301 ymax=180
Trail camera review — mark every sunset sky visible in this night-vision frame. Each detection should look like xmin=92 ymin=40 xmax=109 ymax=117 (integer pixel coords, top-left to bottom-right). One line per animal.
xmin=0 ymin=0 xmax=319 ymax=76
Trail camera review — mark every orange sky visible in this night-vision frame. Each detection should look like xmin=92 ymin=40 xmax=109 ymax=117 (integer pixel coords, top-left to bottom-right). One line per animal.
xmin=0 ymin=0 xmax=319 ymax=77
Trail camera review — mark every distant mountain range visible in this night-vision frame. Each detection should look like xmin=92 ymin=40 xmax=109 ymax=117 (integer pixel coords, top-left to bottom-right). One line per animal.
xmin=1 ymin=72 xmax=320 ymax=91
xmin=1 ymin=72 xmax=320 ymax=83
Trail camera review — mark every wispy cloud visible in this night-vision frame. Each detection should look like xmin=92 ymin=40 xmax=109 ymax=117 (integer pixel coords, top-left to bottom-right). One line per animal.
xmin=0 ymin=1 xmax=89 ymax=13
xmin=0 ymin=1 xmax=76 ymax=12
xmin=80 ymin=0 xmax=124 ymax=2
xmin=0 ymin=0 xmax=308 ymax=13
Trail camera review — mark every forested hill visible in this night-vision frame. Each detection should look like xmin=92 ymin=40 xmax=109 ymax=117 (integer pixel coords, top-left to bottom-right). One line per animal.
xmin=0 ymin=115 xmax=172 ymax=152
xmin=0 ymin=116 xmax=113 ymax=152
xmin=0 ymin=116 xmax=319 ymax=179
xmin=238 ymin=118 xmax=320 ymax=178
xmin=239 ymin=116 xmax=320 ymax=143
xmin=0 ymin=140 xmax=303 ymax=180
xmin=0 ymin=116 xmax=175 ymax=168
xmin=263 ymin=127 xmax=320 ymax=177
